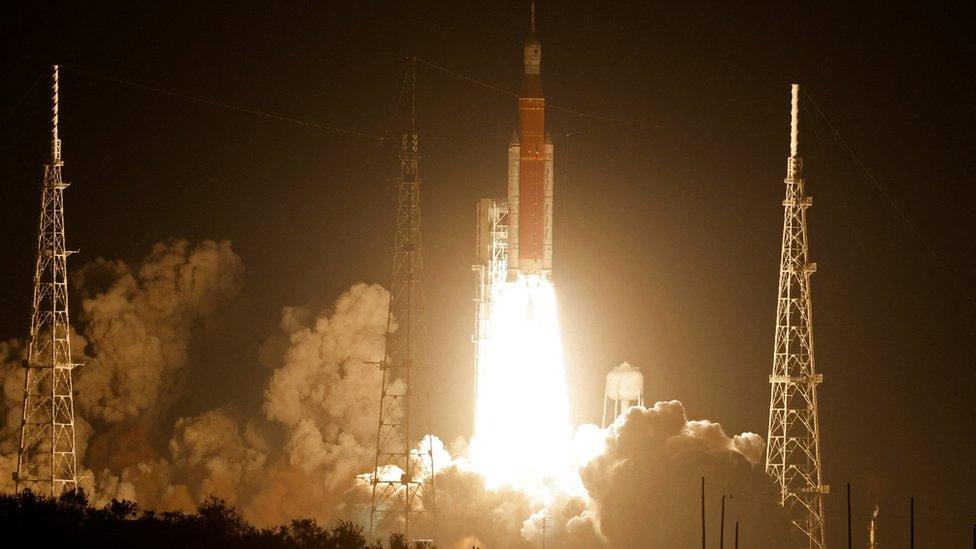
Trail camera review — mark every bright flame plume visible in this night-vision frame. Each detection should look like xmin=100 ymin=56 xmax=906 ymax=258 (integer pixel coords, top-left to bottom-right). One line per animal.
xmin=470 ymin=276 xmax=574 ymax=489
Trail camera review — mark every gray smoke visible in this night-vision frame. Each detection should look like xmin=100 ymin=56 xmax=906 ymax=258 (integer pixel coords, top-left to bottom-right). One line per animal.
xmin=572 ymin=401 xmax=797 ymax=548
xmin=0 ymin=240 xmax=243 ymax=495
xmin=252 ymin=282 xmax=388 ymax=525
xmin=0 ymin=339 xmax=25 ymax=484
xmin=74 ymin=239 xmax=243 ymax=425
xmin=93 ymin=281 xmax=389 ymax=528
xmin=0 ymin=240 xmax=799 ymax=547
xmin=0 ymin=328 xmax=93 ymax=490
xmin=422 ymin=400 xmax=797 ymax=548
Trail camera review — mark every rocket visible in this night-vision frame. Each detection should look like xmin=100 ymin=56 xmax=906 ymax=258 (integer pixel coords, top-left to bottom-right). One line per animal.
xmin=507 ymin=1 xmax=554 ymax=280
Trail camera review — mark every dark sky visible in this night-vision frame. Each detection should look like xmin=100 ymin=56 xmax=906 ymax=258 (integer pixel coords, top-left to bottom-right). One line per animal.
xmin=1 ymin=1 xmax=974 ymax=546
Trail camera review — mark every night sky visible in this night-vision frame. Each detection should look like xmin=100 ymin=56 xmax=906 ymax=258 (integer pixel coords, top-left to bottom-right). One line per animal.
xmin=1 ymin=2 xmax=973 ymax=546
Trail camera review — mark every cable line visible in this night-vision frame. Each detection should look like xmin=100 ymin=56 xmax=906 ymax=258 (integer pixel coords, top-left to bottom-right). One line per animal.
xmin=803 ymin=91 xmax=974 ymax=308
xmin=413 ymin=56 xmax=623 ymax=122
xmin=63 ymin=65 xmax=386 ymax=141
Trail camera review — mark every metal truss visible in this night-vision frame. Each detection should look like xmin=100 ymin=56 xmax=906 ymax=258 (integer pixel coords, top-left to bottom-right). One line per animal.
xmin=765 ymin=84 xmax=828 ymax=549
xmin=370 ymin=59 xmax=435 ymax=541
xmin=15 ymin=65 xmax=80 ymax=498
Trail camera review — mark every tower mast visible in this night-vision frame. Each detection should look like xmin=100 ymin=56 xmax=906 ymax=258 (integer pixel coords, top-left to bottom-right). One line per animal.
xmin=14 ymin=65 xmax=80 ymax=497
xmin=370 ymin=57 xmax=434 ymax=541
xmin=765 ymin=84 xmax=828 ymax=548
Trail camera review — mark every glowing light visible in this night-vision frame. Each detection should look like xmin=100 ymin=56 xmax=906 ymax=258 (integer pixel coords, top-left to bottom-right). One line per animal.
xmin=470 ymin=275 xmax=574 ymax=488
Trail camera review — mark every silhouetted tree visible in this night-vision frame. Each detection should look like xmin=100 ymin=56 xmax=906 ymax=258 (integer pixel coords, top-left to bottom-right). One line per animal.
xmin=388 ymin=532 xmax=409 ymax=549
xmin=329 ymin=520 xmax=372 ymax=548
xmin=0 ymin=489 xmax=398 ymax=548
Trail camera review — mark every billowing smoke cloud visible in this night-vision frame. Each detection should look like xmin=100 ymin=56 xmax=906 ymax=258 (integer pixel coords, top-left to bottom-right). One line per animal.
xmin=424 ymin=401 xmax=798 ymax=548
xmin=93 ymin=406 xmax=270 ymax=513
xmin=93 ymin=281 xmax=389 ymax=528
xmin=573 ymin=401 xmax=797 ymax=547
xmin=74 ymin=239 xmax=244 ymax=424
xmin=0 ymin=328 xmax=93 ymax=491
xmin=0 ymin=339 xmax=24 ymax=485
xmin=263 ymin=282 xmax=387 ymax=465
xmin=249 ymin=282 xmax=387 ymax=525
xmin=0 ymin=240 xmax=243 ymax=494
xmin=0 ymin=240 xmax=799 ymax=547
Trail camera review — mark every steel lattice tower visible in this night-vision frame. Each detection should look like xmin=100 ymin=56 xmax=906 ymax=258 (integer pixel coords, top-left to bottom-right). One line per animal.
xmin=765 ymin=84 xmax=828 ymax=549
xmin=14 ymin=65 xmax=80 ymax=497
xmin=369 ymin=59 xmax=434 ymax=541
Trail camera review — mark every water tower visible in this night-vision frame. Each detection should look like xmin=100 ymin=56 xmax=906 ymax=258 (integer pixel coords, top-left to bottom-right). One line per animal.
xmin=603 ymin=362 xmax=644 ymax=427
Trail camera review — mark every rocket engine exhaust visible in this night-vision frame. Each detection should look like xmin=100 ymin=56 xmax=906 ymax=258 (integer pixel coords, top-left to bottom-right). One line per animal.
xmin=471 ymin=1 xmax=570 ymax=489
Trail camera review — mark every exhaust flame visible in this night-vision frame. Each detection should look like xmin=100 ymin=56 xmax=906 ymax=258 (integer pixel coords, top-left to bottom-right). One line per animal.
xmin=470 ymin=275 xmax=574 ymax=489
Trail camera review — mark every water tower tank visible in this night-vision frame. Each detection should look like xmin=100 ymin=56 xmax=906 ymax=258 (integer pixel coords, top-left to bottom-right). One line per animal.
xmin=605 ymin=362 xmax=643 ymax=402
xmin=603 ymin=362 xmax=645 ymax=427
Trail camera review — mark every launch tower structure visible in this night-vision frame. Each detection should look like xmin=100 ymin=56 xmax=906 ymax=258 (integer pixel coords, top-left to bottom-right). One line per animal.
xmin=369 ymin=58 xmax=435 ymax=541
xmin=472 ymin=198 xmax=509 ymax=429
xmin=14 ymin=65 xmax=80 ymax=497
xmin=765 ymin=84 xmax=828 ymax=549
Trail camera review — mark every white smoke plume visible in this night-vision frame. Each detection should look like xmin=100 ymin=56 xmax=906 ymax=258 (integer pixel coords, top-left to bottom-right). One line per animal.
xmin=0 ymin=329 xmax=93 ymax=492
xmin=0 ymin=240 xmax=243 ymax=495
xmin=74 ymin=239 xmax=244 ymax=425
xmin=251 ymin=281 xmax=388 ymax=525
xmin=0 ymin=339 xmax=25 ymax=486
xmin=93 ymin=282 xmax=389 ymax=528
xmin=0 ymin=240 xmax=798 ymax=547
xmin=573 ymin=401 xmax=796 ymax=547
xmin=423 ymin=401 xmax=797 ymax=548
xmin=92 ymin=406 xmax=270 ymax=513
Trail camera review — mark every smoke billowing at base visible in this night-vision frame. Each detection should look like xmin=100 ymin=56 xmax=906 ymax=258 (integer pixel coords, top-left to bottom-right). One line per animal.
xmin=0 ymin=240 xmax=797 ymax=547
xmin=3 ymin=2 xmax=970 ymax=547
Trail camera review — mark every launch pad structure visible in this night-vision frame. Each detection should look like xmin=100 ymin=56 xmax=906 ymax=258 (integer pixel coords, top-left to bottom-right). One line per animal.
xmin=14 ymin=65 xmax=81 ymax=498
xmin=369 ymin=59 xmax=436 ymax=541
xmin=472 ymin=198 xmax=509 ymax=417
xmin=765 ymin=84 xmax=828 ymax=549
xmin=14 ymin=66 xmax=81 ymax=497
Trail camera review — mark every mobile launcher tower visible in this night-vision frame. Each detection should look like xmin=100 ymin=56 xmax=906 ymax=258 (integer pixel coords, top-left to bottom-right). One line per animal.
xmin=472 ymin=4 xmax=554 ymax=404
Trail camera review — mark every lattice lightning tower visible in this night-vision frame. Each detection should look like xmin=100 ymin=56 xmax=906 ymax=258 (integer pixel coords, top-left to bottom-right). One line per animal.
xmin=14 ymin=65 xmax=80 ymax=497
xmin=765 ymin=83 xmax=828 ymax=548
xmin=369 ymin=58 xmax=435 ymax=540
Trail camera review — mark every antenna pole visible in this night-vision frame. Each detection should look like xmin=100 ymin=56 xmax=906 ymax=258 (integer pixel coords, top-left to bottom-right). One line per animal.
xmin=51 ymin=65 xmax=62 ymax=165
xmin=910 ymin=497 xmax=915 ymax=549
xmin=790 ymin=83 xmax=799 ymax=158
xmin=369 ymin=56 xmax=433 ymax=542
xmin=847 ymin=483 xmax=853 ymax=549
xmin=720 ymin=494 xmax=732 ymax=549
xmin=701 ymin=477 xmax=706 ymax=549
xmin=15 ymin=64 xmax=79 ymax=497
xmin=765 ymin=83 xmax=828 ymax=549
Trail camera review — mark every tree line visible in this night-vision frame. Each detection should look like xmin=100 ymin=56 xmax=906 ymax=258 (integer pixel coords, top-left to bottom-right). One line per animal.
xmin=0 ymin=490 xmax=427 ymax=548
